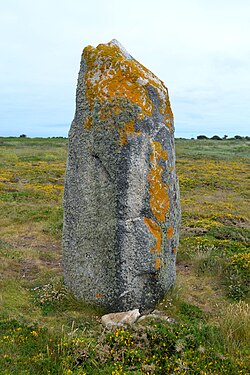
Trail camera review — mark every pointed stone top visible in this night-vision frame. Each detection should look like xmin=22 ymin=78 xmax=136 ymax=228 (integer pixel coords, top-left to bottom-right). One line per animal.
xmin=81 ymin=39 xmax=173 ymax=133
xmin=109 ymin=39 xmax=133 ymax=60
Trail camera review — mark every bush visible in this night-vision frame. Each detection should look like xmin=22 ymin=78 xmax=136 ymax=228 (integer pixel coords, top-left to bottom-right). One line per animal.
xmin=224 ymin=253 xmax=250 ymax=301
xmin=217 ymin=301 xmax=250 ymax=354
xmin=66 ymin=321 xmax=249 ymax=374
xmin=197 ymin=135 xmax=208 ymax=140
xmin=211 ymin=135 xmax=222 ymax=140
xmin=178 ymin=302 xmax=205 ymax=321
xmin=32 ymin=281 xmax=67 ymax=315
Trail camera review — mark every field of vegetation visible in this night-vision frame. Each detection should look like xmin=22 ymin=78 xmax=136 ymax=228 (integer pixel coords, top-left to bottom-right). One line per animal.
xmin=0 ymin=137 xmax=249 ymax=374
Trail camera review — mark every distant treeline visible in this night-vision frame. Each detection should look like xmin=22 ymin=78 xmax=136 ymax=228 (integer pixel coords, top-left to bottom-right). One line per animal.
xmin=196 ymin=135 xmax=249 ymax=140
xmin=175 ymin=135 xmax=249 ymax=141
xmin=0 ymin=134 xmax=249 ymax=140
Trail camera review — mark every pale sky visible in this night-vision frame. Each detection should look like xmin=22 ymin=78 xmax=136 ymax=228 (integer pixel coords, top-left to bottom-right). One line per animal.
xmin=0 ymin=0 xmax=249 ymax=138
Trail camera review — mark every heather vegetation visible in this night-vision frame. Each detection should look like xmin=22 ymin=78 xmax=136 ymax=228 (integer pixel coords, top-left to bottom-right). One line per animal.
xmin=0 ymin=137 xmax=249 ymax=374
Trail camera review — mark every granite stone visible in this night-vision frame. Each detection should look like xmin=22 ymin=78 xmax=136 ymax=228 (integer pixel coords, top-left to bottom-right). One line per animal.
xmin=63 ymin=39 xmax=181 ymax=312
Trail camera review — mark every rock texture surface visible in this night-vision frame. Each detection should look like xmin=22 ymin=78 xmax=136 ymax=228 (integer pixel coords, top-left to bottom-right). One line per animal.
xmin=101 ymin=309 xmax=140 ymax=327
xmin=63 ymin=39 xmax=181 ymax=312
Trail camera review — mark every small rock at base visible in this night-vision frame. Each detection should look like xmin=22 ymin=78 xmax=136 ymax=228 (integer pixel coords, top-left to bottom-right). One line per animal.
xmin=101 ymin=309 xmax=140 ymax=328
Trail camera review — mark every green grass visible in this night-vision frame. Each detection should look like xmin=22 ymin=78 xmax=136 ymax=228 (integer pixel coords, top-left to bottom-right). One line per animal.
xmin=175 ymin=137 xmax=250 ymax=160
xmin=0 ymin=137 xmax=249 ymax=374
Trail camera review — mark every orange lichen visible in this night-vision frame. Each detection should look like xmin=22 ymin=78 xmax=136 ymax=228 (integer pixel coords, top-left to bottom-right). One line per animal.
xmin=83 ymin=43 xmax=152 ymax=120
xmin=96 ymin=292 xmax=103 ymax=298
xmin=155 ymin=258 xmax=161 ymax=270
xmin=84 ymin=116 xmax=92 ymax=129
xmin=119 ymin=120 xmax=142 ymax=145
xmin=172 ymin=247 xmax=177 ymax=254
xmin=82 ymin=40 xmax=173 ymax=144
xmin=148 ymin=140 xmax=170 ymax=222
xmin=144 ymin=140 xmax=173 ymax=259
xmin=167 ymin=226 xmax=174 ymax=239
xmin=144 ymin=217 xmax=162 ymax=254
xmin=161 ymin=150 xmax=168 ymax=161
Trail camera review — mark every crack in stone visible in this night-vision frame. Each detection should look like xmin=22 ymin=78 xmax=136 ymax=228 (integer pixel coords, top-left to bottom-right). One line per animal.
xmin=92 ymin=153 xmax=113 ymax=182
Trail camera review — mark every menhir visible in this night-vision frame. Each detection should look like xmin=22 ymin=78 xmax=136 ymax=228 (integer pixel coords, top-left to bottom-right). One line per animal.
xmin=63 ymin=39 xmax=181 ymax=312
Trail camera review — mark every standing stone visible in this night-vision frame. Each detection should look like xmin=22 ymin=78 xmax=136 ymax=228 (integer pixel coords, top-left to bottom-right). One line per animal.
xmin=63 ymin=39 xmax=181 ymax=312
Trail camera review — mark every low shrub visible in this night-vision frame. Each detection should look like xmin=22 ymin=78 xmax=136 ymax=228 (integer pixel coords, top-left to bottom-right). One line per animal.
xmin=211 ymin=135 xmax=222 ymax=140
xmin=217 ymin=301 xmax=250 ymax=354
xmin=67 ymin=321 xmax=249 ymax=374
xmin=2 ymin=316 xmax=249 ymax=374
xmin=32 ymin=281 xmax=67 ymax=315
xmin=224 ymin=253 xmax=250 ymax=301
xmin=197 ymin=135 xmax=208 ymax=140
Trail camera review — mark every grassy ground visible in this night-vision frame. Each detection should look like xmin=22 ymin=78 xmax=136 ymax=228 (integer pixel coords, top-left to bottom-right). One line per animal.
xmin=0 ymin=137 xmax=249 ymax=374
